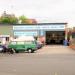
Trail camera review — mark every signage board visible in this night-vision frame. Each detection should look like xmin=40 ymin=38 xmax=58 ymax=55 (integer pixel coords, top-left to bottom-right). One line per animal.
xmin=14 ymin=31 xmax=38 ymax=36
xmin=0 ymin=35 xmax=10 ymax=37
xmin=13 ymin=25 xmax=65 ymax=30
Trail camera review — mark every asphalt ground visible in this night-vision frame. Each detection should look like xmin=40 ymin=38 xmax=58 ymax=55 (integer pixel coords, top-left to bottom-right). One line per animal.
xmin=0 ymin=45 xmax=75 ymax=75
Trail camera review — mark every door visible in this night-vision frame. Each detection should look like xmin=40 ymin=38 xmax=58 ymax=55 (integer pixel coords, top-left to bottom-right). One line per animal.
xmin=46 ymin=31 xmax=65 ymax=45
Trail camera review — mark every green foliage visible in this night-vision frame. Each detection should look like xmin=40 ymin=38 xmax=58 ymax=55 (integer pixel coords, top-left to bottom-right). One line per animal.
xmin=0 ymin=15 xmax=18 ymax=24
xmin=0 ymin=17 xmax=10 ymax=24
xmin=10 ymin=17 xmax=18 ymax=24
xmin=0 ymin=12 xmax=29 ymax=24
xmin=19 ymin=15 xmax=28 ymax=23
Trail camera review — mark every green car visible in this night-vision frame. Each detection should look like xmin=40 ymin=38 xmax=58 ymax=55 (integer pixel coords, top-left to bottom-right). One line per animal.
xmin=8 ymin=41 xmax=37 ymax=53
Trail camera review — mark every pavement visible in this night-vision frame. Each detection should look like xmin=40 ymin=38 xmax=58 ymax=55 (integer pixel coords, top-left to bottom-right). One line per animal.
xmin=0 ymin=45 xmax=75 ymax=75
xmin=36 ymin=45 xmax=75 ymax=54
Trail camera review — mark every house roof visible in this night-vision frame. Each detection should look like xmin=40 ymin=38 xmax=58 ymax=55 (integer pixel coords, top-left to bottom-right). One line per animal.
xmin=0 ymin=23 xmax=67 ymax=26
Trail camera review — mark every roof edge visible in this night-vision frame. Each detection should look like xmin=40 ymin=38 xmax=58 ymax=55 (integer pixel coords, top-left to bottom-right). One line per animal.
xmin=0 ymin=22 xmax=68 ymax=25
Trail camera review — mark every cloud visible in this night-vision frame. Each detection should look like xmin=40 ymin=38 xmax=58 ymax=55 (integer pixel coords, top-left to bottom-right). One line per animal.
xmin=0 ymin=0 xmax=75 ymax=27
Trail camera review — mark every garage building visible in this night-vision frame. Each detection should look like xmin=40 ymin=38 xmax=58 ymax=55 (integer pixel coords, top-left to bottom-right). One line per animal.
xmin=0 ymin=23 xmax=67 ymax=45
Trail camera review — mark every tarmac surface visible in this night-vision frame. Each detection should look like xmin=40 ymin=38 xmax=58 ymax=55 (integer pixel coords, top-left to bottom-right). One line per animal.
xmin=36 ymin=45 xmax=75 ymax=54
xmin=0 ymin=45 xmax=75 ymax=75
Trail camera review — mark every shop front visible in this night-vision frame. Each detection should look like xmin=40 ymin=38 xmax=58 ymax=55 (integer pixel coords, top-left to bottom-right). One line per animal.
xmin=13 ymin=23 xmax=67 ymax=45
xmin=46 ymin=31 xmax=65 ymax=45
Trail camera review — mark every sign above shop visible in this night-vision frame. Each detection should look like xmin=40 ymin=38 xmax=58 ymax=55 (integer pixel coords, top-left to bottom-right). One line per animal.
xmin=0 ymin=35 xmax=10 ymax=37
xmin=13 ymin=25 xmax=65 ymax=30
xmin=14 ymin=31 xmax=38 ymax=36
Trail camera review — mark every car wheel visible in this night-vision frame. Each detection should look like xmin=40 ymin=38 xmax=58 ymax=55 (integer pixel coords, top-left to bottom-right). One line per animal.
xmin=7 ymin=48 xmax=15 ymax=54
xmin=28 ymin=49 xmax=34 ymax=53
xmin=15 ymin=50 xmax=19 ymax=53
xmin=10 ymin=48 xmax=15 ymax=54
xmin=28 ymin=49 xmax=32 ymax=53
xmin=31 ymin=50 xmax=34 ymax=53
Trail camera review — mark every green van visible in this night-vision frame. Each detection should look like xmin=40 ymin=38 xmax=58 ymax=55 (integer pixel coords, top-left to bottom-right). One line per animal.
xmin=8 ymin=41 xmax=37 ymax=53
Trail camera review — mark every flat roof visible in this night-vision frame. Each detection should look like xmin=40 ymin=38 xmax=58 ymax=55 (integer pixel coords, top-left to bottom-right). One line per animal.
xmin=0 ymin=23 xmax=67 ymax=26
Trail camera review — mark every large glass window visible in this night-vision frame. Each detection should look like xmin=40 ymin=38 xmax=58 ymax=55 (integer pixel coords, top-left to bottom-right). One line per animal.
xmin=17 ymin=42 xmax=24 ymax=44
xmin=11 ymin=41 xmax=16 ymax=45
xmin=25 ymin=41 xmax=33 ymax=44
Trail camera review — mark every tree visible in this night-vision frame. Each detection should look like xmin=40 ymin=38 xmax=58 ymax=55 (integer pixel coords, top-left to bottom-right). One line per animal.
xmin=19 ymin=15 xmax=37 ymax=24
xmin=0 ymin=16 xmax=18 ymax=24
xmin=19 ymin=15 xmax=28 ymax=24
xmin=0 ymin=11 xmax=18 ymax=24
xmin=0 ymin=17 xmax=10 ymax=24
xmin=9 ymin=16 xmax=18 ymax=24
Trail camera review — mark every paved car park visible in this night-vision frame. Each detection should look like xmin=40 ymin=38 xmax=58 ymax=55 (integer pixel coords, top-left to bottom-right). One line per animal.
xmin=0 ymin=45 xmax=75 ymax=75
xmin=36 ymin=45 xmax=75 ymax=54
xmin=0 ymin=45 xmax=75 ymax=55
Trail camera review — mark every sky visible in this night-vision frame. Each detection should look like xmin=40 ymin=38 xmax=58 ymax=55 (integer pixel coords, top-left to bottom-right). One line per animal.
xmin=0 ymin=0 xmax=75 ymax=27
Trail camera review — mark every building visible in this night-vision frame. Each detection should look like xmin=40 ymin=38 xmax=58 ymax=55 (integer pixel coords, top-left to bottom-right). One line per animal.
xmin=0 ymin=23 xmax=67 ymax=45
xmin=24 ymin=19 xmax=37 ymax=24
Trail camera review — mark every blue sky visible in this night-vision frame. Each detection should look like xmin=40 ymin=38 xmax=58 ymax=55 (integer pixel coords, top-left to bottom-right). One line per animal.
xmin=0 ymin=0 xmax=75 ymax=27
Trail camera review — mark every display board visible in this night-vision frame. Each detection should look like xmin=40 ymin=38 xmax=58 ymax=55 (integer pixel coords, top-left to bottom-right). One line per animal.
xmin=14 ymin=31 xmax=38 ymax=36
xmin=13 ymin=25 xmax=65 ymax=30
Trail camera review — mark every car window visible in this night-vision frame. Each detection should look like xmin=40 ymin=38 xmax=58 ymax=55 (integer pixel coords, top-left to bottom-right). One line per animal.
xmin=17 ymin=42 xmax=24 ymax=44
xmin=11 ymin=41 xmax=16 ymax=45
xmin=25 ymin=41 xmax=33 ymax=44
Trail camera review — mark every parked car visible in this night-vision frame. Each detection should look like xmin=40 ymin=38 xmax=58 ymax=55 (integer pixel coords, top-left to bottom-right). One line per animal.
xmin=0 ymin=45 xmax=7 ymax=53
xmin=36 ymin=41 xmax=43 ymax=49
xmin=8 ymin=41 xmax=37 ymax=53
xmin=0 ymin=44 xmax=14 ymax=54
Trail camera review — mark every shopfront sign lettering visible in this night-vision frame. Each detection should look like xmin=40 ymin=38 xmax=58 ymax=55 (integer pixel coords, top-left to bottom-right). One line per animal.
xmin=13 ymin=25 xmax=65 ymax=30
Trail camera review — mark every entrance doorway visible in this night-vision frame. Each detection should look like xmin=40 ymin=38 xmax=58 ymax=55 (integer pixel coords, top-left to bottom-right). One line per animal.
xmin=46 ymin=31 xmax=65 ymax=45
